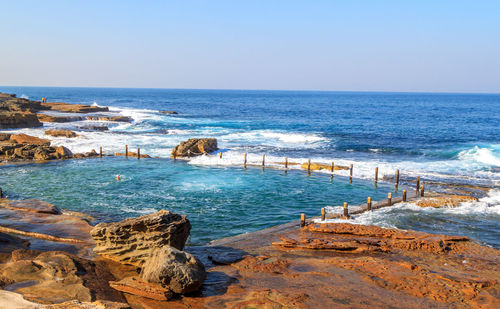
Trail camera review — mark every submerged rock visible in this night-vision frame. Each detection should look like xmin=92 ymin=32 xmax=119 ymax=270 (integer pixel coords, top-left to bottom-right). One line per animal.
xmin=140 ymin=246 xmax=206 ymax=294
xmin=171 ymin=138 xmax=218 ymax=157
xmin=159 ymin=110 xmax=178 ymax=115
xmin=90 ymin=210 xmax=191 ymax=266
xmin=85 ymin=116 xmax=133 ymax=122
xmin=79 ymin=125 xmax=109 ymax=131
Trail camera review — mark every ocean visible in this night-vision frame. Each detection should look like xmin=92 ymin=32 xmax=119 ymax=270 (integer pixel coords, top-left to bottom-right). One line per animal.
xmin=1 ymin=87 xmax=499 ymax=247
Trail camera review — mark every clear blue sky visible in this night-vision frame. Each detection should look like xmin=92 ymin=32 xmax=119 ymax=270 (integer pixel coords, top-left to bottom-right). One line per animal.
xmin=1 ymin=0 xmax=499 ymax=93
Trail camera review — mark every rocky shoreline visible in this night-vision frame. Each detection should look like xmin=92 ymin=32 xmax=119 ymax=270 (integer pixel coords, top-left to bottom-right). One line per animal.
xmin=1 ymin=92 xmax=499 ymax=308
xmin=0 ymin=191 xmax=498 ymax=308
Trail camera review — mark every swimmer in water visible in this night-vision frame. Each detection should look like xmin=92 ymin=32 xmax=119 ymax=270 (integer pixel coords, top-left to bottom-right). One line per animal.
xmin=116 ymin=175 xmax=121 ymax=181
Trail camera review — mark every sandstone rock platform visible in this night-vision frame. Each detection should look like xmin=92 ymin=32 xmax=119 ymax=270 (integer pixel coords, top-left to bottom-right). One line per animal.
xmin=171 ymin=138 xmax=218 ymax=157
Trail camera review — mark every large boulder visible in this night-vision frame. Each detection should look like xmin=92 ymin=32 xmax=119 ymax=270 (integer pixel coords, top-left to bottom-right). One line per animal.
xmin=90 ymin=210 xmax=191 ymax=266
xmin=0 ymin=111 xmax=42 ymax=129
xmin=171 ymin=138 xmax=218 ymax=157
xmin=140 ymin=246 xmax=206 ymax=294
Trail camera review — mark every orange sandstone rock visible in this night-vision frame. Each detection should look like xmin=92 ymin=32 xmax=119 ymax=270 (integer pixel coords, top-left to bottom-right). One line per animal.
xmin=415 ymin=195 xmax=478 ymax=208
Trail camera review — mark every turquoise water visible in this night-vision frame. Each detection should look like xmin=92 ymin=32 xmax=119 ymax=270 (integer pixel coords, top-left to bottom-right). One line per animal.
xmin=0 ymin=87 xmax=499 ymax=247
xmin=0 ymin=157 xmax=396 ymax=245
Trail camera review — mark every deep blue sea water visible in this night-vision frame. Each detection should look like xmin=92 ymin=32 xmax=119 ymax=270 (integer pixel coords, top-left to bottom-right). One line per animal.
xmin=0 ymin=87 xmax=499 ymax=246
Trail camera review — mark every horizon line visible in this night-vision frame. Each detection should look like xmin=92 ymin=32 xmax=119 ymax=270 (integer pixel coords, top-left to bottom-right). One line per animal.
xmin=1 ymin=84 xmax=499 ymax=96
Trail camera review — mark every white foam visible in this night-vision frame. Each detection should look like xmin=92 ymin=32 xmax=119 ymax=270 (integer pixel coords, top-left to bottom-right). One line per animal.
xmin=220 ymin=130 xmax=326 ymax=148
xmin=458 ymin=146 xmax=500 ymax=167
xmin=314 ymin=189 xmax=500 ymax=226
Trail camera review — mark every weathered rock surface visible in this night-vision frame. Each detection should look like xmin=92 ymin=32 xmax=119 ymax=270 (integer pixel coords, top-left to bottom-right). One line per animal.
xmin=85 ymin=116 xmax=133 ymax=122
xmin=0 ymin=93 xmax=45 ymax=112
xmin=140 ymin=246 xmax=206 ymax=294
xmin=0 ymin=290 xmax=130 ymax=309
xmin=0 ymin=111 xmax=42 ymax=128
xmin=42 ymin=102 xmax=109 ymax=113
xmin=0 ymin=199 xmax=93 ymax=253
xmin=72 ymin=149 xmax=99 ymax=159
xmin=0 ymin=251 xmax=125 ymax=304
xmin=109 ymin=276 xmax=174 ymax=301
xmin=8 ymin=133 xmax=50 ymax=145
xmin=0 ymin=93 xmax=45 ymax=128
xmin=300 ymin=162 xmax=349 ymax=171
xmin=90 ymin=210 xmax=191 ymax=266
xmin=0 ymin=232 xmax=29 ymax=262
xmin=37 ymin=114 xmax=84 ymax=123
xmin=171 ymin=138 xmax=218 ymax=157
xmin=0 ymin=199 xmax=61 ymax=214
xmin=114 ymin=152 xmax=151 ymax=159
xmin=0 ymin=134 xmax=73 ymax=161
xmin=415 ymin=194 xmax=478 ymax=208
xmin=45 ymin=129 xmax=78 ymax=138
xmin=272 ymin=223 xmax=470 ymax=254
xmin=79 ymin=125 xmax=109 ymax=131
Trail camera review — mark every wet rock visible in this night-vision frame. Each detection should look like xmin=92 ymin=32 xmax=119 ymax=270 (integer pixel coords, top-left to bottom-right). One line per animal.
xmin=9 ymin=133 xmax=51 ymax=146
xmin=45 ymin=129 xmax=78 ymax=138
xmin=11 ymin=249 xmax=43 ymax=262
xmin=0 ymin=111 xmax=42 ymax=129
xmin=0 ymin=199 xmax=61 ymax=214
xmin=0 ymin=232 xmax=29 ymax=260
xmin=0 ymin=199 xmax=93 ymax=252
xmin=0 ymin=135 xmax=73 ymax=161
xmin=90 ymin=210 xmax=191 ymax=266
xmin=114 ymin=152 xmax=151 ymax=159
xmin=300 ymin=162 xmax=349 ymax=171
xmin=208 ymin=248 xmax=244 ymax=265
xmin=232 ymin=255 xmax=290 ymax=275
xmin=140 ymin=246 xmax=206 ymax=294
xmin=37 ymin=114 xmax=84 ymax=123
xmin=109 ymin=276 xmax=174 ymax=301
xmin=85 ymin=116 xmax=133 ymax=122
xmin=79 ymin=125 xmax=109 ymax=131
xmin=55 ymin=146 xmax=73 ymax=158
xmin=293 ymin=223 xmax=470 ymax=254
xmin=159 ymin=110 xmax=178 ymax=115
xmin=171 ymin=138 xmax=218 ymax=157
xmin=415 ymin=195 xmax=478 ymax=208
xmin=42 ymin=102 xmax=109 ymax=113
xmin=0 ymin=133 xmax=11 ymax=141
